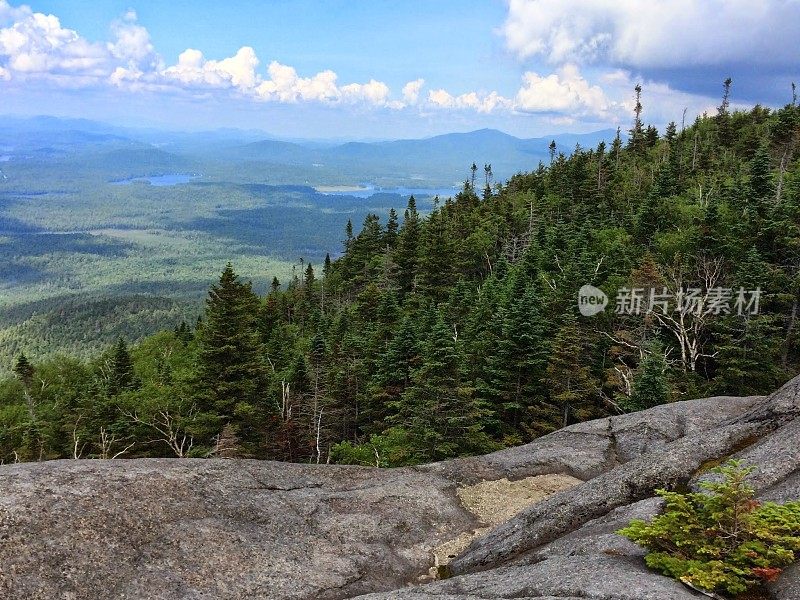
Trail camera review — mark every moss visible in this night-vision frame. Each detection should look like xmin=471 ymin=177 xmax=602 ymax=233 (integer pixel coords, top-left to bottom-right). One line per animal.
xmin=436 ymin=564 xmax=452 ymax=579
xmin=694 ymin=435 xmax=763 ymax=477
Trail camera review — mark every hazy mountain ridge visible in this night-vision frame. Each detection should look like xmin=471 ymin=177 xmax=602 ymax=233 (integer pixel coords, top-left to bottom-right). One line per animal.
xmin=0 ymin=115 xmax=618 ymax=183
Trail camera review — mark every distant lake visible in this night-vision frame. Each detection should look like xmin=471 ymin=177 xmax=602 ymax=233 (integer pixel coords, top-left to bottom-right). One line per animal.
xmin=316 ymin=185 xmax=460 ymax=199
xmin=111 ymin=174 xmax=199 ymax=186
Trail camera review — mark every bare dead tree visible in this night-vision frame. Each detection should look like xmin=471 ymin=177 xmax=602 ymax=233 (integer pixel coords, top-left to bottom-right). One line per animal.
xmin=652 ymin=257 xmax=724 ymax=372
xmin=314 ymin=407 xmax=324 ymax=465
xmin=98 ymin=426 xmax=135 ymax=459
xmin=124 ymin=408 xmax=196 ymax=458
xmin=72 ymin=416 xmax=86 ymax=460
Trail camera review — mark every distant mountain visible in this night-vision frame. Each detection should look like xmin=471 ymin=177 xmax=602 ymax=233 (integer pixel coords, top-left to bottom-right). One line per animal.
xmin=228 ymin=128 xmax=620 ymax=183
xmin=0 ymin=115 xmax=620 ymax=185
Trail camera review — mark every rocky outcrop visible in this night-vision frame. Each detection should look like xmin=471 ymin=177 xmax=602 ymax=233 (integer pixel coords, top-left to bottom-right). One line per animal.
xmin=1 ymin=379 xmax=799 ymax=600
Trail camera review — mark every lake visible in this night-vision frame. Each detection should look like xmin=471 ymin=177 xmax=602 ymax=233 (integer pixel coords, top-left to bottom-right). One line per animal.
xmin=111 ymin=174 xmax=200 ymax=186
xmin=316 ymin=185 xmax=461 ymax=199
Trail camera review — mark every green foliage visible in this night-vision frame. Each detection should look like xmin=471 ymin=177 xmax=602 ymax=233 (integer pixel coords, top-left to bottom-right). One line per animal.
xmin=623 ymin=344 xmax=670 ymax=412
xmin=619 ymin=461 xmax=800 ymax=596
xmin=1 ymin=95 xmax=799 ymax=466
xmin=329 ymin=427 xmax=417 ymax=467
xmin=196 ymin=264 xmax=269 ymax=450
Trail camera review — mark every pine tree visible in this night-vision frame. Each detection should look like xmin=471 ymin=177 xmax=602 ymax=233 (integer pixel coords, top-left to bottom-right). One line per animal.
xmin=482 ymin=275 xmax=548 ymax=437
xmin=628 ymin=84 xmax=644 ymax=155
xmin=197 ymin=264 xmax=267 ymax=424
xmin=13 ymin=353 xmax=34 ymax=388
xmin=396 ymin=196 xmax=421 ymax=293
xmin=108 ymin=337 xmax=139 ymax=395
xmin=394 ymin=312 xmax=493 ymax=461
xmin=345 ymin=219 xmax=354 ymax=248
xmin=543 ymin=315 xmax=598 ymax=429
xmin=749 ymin=144 xmax=774 ymax=200
xmin=417 ymin=208 xmax=454 ymax=301
xmin=623 ymin=344 xmax=670 ymax=411
xmin=385 ymin=208 xmax=399 ymax=248
xmin=716 ymin=77 xmax=733 ymax=147
xmin=713 ymin=316 xmax=783 ymax=396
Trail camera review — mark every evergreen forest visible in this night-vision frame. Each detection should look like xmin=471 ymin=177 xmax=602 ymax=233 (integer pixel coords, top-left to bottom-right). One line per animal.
xmin=2 ymin=85 xmax=799 ymax=466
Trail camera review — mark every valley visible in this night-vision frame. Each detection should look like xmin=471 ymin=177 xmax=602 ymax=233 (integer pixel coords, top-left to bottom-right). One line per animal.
xmin=0 ymin=117 xmax=610 ymax=367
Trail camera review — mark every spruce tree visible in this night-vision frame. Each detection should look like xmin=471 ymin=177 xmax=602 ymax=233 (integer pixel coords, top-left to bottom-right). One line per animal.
xmin=13 ymin=353 xmax=34 ymax=388
xmin=483 ymin=275 xmax=548 ymax=437
xmin=385 ymin=208 xmax=399 ymax=248
xmin=716 ymin=77 xmax=733 ymax=147
xmin=395 ymin=312 xmax=493 ymax=461
xmin=197 ymin=264 xmax=267 ymax=423
xmin=624 ymin=344 xmax=670 ymax=412
xmin=749 ymin=144 xmax=774 ymax=200
xmin=396 ymin=196 xmax=421 ymax=293
xmin=108 ymin=337 xmax=139 ymax=395
xmin=543 ymin=314 xmax=598 ymax=429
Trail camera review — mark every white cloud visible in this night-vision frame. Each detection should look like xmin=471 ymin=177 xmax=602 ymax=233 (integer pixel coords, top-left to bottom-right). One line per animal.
xmin=0 ymin=1 xmax=398 ymax=109
xmin=341 ymin=79 xmax=391 ymax=105
xmin=108 ymin=9 xmax=161 ymax=73
xmin=253 ymin=62 xmax=391 ymax=106
xmin=515 ymin=64 xmax=612 ymax=117
xmin=402 ymin=78 xmax=424 ymax=104
xmin=0 ymin=0 xmax=28 ymax=24
xmin=426 ymin=65 xmax=612 ymax=118
xmin=0 ymin=0 xmax=739 ymax=125
xmin=428 ymin=88 xmax=512 ymax=113
xmin=501 ymin=0 xmax=800 ymax=69
xmin=256 ymin=62 xmax=338 ymax=102
xmin=0 ymin=4 xmax=107 ymax=80
xmin=162 ymin=46 xmax=260 ymax=91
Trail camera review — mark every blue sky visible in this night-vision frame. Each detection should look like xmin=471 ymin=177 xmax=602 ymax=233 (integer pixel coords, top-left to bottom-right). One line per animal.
xmin=1 ymin=0 xmax=798 ymax=139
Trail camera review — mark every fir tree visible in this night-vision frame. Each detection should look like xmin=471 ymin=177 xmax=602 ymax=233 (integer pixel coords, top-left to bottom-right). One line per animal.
xmin=197 ymin=264 xmax=267 ymax=423
xmin=108 ymin=337 xmax=139 ymax=395
xmin=396 ymin=196 xmax=421 ymax=293
xmin=544 ymin=314 xmax=598 ymax=428
xmin=13 ymin=353 xmax=34 ymax=388
xmin=749 ymin=144 xmax=774 ymax=201
xmin=624 ymin=344 xmax=670 ymax=412
xmin=395 ymin=312 xmax=493 ymax=461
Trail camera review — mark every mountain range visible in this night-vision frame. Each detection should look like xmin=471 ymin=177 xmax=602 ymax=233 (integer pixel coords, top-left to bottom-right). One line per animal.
xmin=0 ymin=115 xmax=618 ymax=184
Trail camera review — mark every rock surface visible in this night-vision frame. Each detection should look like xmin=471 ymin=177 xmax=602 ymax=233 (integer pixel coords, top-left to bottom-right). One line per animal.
xmin=1 ymin=379 xmax=799 ymax=600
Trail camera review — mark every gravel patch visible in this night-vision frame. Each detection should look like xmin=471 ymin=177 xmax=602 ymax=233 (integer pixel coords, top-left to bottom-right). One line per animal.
xmin=433 ymin=474 xmax=582 ymax=570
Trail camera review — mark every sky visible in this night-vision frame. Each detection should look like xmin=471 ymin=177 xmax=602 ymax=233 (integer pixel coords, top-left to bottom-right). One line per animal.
xmin=0 ymin=0 xmax=798 ymax=139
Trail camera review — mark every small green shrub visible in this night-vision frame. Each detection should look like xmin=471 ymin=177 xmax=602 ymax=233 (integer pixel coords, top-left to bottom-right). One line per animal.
xmin=618 ymin=460 xmax=800 ymax=597
xmin=329 ymin=427 xmax=418 ymax=467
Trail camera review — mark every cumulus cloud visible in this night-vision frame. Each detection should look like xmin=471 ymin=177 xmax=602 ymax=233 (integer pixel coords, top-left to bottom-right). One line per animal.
xmin=0 ymin=2 xmax=107 ymax=80
xmin=425 ymin=65 xmax=616 ymax=119
xmin=501 ymin=0 xmax=800 ymax=69
xmin=251 ymin=62 xmax=392 ymax=106
xmin=256 ymin=61 xmax=336 ymax=102
xmin=402 ymin=78 xmax=424 ymax=104
xmin=428 ymin=88 xmax=512 ymax=113
xmin=0 ymin=0 xmax=27 ymax=23
xmin=515 ymin=64 xmax=612 ymax=117
xmin=0 ymin=1 xmax=398 ymax=108
xmin=108 ymin=10 xmax=161 ymax=73
xmin=162 ymin=46 xmax=260 ymax=90
xmin=341 ymin=79 xmax=391 ymax=105
xmin=0 ymin=0 xmax=737 ymax=124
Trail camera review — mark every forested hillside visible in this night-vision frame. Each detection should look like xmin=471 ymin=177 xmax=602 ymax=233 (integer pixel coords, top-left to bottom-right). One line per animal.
xmin=2 ymin=88 xmax=799 ymax=466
